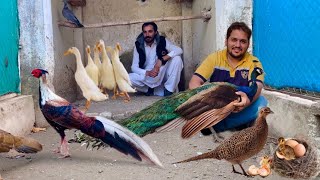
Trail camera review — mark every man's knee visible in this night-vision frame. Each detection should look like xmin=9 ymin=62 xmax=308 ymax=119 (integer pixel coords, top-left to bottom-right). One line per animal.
xmin=169 ymin=56 xmax=183 ymax=68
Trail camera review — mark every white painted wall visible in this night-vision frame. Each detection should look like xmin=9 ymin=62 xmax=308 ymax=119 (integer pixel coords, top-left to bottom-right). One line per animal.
xmin=215 ymin=0 xmax=252 ymax=52
xmin=19 ymin=0 xmax=56 ymax=127
xmin=190 ymin=0 xmax=253 ymax=75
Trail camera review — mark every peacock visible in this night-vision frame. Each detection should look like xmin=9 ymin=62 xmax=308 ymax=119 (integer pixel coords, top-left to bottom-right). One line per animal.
xmin=121 ymin=67 xmax=264 ymax=137
xmin=80 ymin=67 xmax=263 ymax=148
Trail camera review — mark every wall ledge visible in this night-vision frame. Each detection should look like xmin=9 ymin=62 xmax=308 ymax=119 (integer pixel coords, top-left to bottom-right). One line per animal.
xmin=0 ymin=95 xmax=35 ymax=136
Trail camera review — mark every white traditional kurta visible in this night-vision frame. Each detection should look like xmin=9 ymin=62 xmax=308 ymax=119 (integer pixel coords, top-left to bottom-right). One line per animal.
xmin=129 ymin=38 xmax=183 ymax=96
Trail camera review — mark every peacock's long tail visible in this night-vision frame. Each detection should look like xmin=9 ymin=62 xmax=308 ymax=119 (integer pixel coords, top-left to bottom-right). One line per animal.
xmin=120 ymin=82 xmax=233 ymax=137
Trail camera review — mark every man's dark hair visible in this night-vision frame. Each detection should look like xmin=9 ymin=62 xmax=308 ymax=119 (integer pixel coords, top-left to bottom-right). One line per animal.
xmin=142 ymin=22 xmax=158 ymax=32
xmin=226 ymin=22 xmax=252 ymax=41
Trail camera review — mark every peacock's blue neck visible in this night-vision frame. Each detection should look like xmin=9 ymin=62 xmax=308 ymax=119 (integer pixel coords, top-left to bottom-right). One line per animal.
xmin=247 ymin=79 xmax=258 ymax=101
xmin=236 ymin=77 xmax=258 ymax=102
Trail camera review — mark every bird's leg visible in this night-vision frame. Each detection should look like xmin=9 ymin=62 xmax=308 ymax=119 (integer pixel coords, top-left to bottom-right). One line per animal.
xmin=239 ymin=164 xmax=250 ymax=177
xmin=209 ymin=127 xmax=224 ymax=143
xmin=85 ymin=100 xmax=91 ymax=111
xmin=118 ymin=92 xmax=126 ymax=97
xmin=123 ymin=92 xmax=130 ymax=103
xmin=53 ymin=137 xmax=63 ymax=154
xmin=59 ymin=137 xmax=70 ymax=158
xmin=113 ymin=85 xmax=125 ymax=97
xmin=116 ymin=89 xmax=125 ymax=97
xmin=112 ymin=87 xmax=117 ymax=99
xmin=232 ymin=164 xmax=244 ymax=175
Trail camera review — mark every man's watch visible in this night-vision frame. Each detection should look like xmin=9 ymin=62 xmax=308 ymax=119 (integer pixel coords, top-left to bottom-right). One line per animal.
xmin=160 ymin=57 xmax=167 ymax=65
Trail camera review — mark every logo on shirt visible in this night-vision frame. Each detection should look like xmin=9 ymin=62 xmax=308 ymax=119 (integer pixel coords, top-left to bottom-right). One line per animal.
xmin=241 ymin=70 xmax=249 ymax=79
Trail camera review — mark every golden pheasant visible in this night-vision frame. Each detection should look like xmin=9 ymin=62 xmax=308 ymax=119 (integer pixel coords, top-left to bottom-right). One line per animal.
xmin=0 ymin=129 xmax=42 ymax=154
xmin=174 ymin=107 xmax=273 ymax=176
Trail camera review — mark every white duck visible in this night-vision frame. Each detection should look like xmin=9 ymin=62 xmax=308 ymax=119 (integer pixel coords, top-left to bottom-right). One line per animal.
xmin=106 ymin=43 xmax=136 ymax=102
xmin=85 ymin=45 xmax=99 ymax=86
xmin=97 ymin=40 xmax=117 ymax=99
xmin=93 ymin=43 xmax=102 ymax=87
xmin=64 ymin=47 xmax=108 ymax=110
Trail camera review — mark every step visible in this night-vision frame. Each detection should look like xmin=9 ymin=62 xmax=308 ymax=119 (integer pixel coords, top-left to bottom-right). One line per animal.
xmin=0 ymin=94 xmax=35 ymax=136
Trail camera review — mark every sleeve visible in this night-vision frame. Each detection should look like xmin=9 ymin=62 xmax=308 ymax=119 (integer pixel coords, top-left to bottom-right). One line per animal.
xmin=194 ymin=54 xmax=216 ymax=82
xmin=165 ymin=39 xmax=183 ymax=58
xmin=249 ymin=59 xmax=265 ymax=83
xmin=131 ymin=46 xmax=147 ymax=75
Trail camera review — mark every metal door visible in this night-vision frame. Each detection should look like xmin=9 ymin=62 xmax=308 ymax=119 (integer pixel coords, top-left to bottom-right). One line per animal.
xmin=0 ymin=0 xmax=20 ymax=96
xmin=253 ymin=0 xmax=320 ymax=92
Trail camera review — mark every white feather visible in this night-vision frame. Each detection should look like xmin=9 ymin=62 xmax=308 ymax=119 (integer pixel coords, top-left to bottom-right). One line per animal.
xmin=95 ymin=116 xmax=163 ymax=167
xmin=39 ymin=78 xmax=65 ymax=106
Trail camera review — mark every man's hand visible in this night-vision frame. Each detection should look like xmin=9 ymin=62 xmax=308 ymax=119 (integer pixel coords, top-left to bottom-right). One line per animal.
xmin=146 ymin=60 xmax=162 ymax=78
xmin=233 ymin=91 xmax=251 ymax=113
xmin=146 ymin=70 xmax=158 ymax=77
xmin=154 ymin=59 xmax=162 ymax=71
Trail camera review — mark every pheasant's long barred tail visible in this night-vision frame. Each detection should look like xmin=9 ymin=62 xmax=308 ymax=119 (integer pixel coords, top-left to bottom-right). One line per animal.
xmin=96 ymin=116 xmax=163 ymax=167
xmin=174 ymin=151 xmax=217 ymax=164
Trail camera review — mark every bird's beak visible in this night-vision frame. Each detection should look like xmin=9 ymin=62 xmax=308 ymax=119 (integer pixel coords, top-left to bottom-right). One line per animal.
xmin=64 ymin=49 xmax=71 ymax=56
xmin=97 ymin=46 xmax=102 ymax=52
xmin=269 ymin=110 xmax=274 ymax=114
xmin=116 ymin=43 xmax=122 ymax=51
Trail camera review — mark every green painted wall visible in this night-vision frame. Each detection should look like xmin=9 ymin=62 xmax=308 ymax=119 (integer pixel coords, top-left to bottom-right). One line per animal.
xmin=0 ymin=0 xmax=20 ymax=95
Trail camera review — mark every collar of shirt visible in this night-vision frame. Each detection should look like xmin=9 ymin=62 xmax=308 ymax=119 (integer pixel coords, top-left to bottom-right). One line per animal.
xmin=144 ymin=41 xmax=157 ymax=48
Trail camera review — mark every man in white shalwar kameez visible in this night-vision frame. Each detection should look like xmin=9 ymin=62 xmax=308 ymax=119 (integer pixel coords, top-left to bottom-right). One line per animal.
xmin=129 ymin=22 xmax=183 ymax=96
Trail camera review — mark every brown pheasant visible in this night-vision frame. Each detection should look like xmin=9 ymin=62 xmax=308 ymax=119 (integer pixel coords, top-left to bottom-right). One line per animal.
xmin=174 ymin=107 xmax=273 ymax=176
xmin=0 ymin=129 xmax=42 ymax=154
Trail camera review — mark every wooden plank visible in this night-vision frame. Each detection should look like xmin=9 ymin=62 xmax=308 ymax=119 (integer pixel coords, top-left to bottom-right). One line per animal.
xmin=58 ymin=10 xmax=211 ymax=28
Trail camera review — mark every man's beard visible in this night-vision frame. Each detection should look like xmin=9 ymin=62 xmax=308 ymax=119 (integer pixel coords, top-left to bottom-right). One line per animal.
xmin=144 ymin=36 xmax=155 ymax=43
xmin=229 ymin=52 xmax=244 ymax=60
xmin=228 ymin=48 xmax=245 ymax=60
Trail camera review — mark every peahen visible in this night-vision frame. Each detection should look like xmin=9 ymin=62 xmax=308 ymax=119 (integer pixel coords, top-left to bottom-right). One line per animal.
xmin=121 ymin=67 xmax=263 ymax=137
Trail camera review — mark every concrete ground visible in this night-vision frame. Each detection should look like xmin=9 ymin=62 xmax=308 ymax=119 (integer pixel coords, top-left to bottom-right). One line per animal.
xmin=0 ymin=94 xmax=297 ymax=180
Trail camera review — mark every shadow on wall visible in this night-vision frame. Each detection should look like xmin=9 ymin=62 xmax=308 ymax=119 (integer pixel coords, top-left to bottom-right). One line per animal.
xmin=120 ymin=50 xmax=133 ymax=74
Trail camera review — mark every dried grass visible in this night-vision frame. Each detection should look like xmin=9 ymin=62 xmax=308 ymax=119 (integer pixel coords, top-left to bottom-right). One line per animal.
xmin=273 ymin=136 xmax=320 ymax=179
